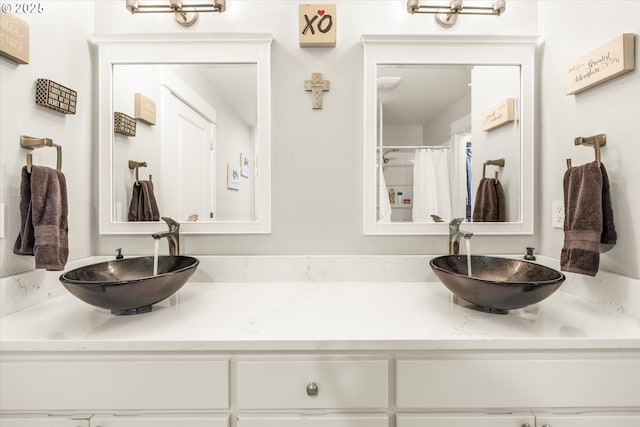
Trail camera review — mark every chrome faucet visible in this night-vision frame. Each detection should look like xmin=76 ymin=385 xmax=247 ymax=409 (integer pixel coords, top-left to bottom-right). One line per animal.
xmin=152 ymin=217 xmax=180 ymax=256
xmin=449 ymin=217 xmax=473 ymax=255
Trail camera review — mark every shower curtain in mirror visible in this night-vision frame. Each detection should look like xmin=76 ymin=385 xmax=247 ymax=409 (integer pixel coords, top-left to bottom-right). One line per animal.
xmin=412 ymin=148 xmax=452 ymax=222
xmin=378 ymin=167 xmax=392 ymax=222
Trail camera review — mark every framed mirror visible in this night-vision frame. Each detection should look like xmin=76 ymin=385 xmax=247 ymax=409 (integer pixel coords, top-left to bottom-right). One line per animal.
xmin=96 ymin=34 xmax=272 ymax=234
xmin=362 ymin=35 xmax=537 ymax=235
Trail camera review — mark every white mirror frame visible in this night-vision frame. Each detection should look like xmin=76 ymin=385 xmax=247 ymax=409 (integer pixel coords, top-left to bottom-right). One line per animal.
xmin=362 ymin=35 xmax=537 ymax=235
xmin=95 ymin=33 xmax=272 ymax=234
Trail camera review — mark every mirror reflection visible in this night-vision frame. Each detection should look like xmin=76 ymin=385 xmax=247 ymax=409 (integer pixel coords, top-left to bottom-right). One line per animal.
xmin=377 ymin=64 xmax=521 ymax=224
xmin=112 ymin=63 xmax=258 ymax=224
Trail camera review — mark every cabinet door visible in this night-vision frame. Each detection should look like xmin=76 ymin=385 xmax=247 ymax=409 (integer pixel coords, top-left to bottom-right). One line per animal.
xmin=91 ymin=414 xmax=228 ymax=427
xmin=397 ymin=413 xmax=534 ymax=427
xmin=237 ymin=414 xmax=389 ymax=427
xmin=535 ymin=412 xmax=640 ymax=427
xmin=0 ymin=414 xmax=89 ymax=427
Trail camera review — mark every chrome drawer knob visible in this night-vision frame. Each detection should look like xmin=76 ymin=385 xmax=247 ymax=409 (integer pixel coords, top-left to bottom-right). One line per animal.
xmin=306 ymin=381 xmax=319 ymax=396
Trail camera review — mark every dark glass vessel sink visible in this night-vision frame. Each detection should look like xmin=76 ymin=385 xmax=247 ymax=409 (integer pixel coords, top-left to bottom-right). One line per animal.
xmin=59 ymin=256 xmax=199 ymax=315
xmin=430 ymin=255 xmax=565 ymax=314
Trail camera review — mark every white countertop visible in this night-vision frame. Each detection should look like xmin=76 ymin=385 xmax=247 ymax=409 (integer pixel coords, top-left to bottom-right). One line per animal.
xmin=1 ymin=281 xmax=639 ymax=352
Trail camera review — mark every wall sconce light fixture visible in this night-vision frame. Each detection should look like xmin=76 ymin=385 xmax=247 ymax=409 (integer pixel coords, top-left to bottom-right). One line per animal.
xmin=126 ymin=0 xmax=226 ymax=27
xmin=407 ymin=0 xmax=505 ymax=28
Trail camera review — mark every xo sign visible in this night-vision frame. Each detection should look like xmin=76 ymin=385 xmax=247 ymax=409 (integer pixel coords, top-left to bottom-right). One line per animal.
xmin=299 ymin=4 xmax=337 ymax=47
xmin=302 ymin=9 xmax=333 ymax=36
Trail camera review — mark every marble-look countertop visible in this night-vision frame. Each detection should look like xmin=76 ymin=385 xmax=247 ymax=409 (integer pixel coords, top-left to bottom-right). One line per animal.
xmin=1 ymin=281 xmax=639 ymax=352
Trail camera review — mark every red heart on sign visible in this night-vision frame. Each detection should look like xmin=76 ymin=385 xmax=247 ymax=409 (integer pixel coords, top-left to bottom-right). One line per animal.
xmin=317 ymin=9 xmax=325 ymax=16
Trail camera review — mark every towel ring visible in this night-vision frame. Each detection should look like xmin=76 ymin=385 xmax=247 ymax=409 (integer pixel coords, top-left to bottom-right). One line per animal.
xmin=567 ymin=133 xmax=606 ymax=169
xmin=483 ymin=158 xmax=505 ymax=179
xmin=128 ymin=160 xmax=148 ymax=184
xmin=20 ymin=135 xmax=62 ymax=173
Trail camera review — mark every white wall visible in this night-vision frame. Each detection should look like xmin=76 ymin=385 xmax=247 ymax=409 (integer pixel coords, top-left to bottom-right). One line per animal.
xmin=93 ymin=0 xmax=540 ymax=259
xmin=112 ymin=65 xmax=164 ymax=220
xmin=169 ymin=65 xmax=256 ymax=220
xmin=537 ymin=1 xmax=640 ymax=278
xmin=471 ymin=66 xmax=521 ymax=222
xmin=3 ymin=1 xmax=637 ymax=280
xmin=424 ymin=92 xmax=471 ymax=146
xmin=0 ymin=1 xmax=95 ymax=277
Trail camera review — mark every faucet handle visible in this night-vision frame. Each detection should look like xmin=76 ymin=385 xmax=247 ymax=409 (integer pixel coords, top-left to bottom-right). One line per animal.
xmin=449 ymin=217 xmax=464 ymax=231
xmin=160 ymin=216 xmax=180 ymax=231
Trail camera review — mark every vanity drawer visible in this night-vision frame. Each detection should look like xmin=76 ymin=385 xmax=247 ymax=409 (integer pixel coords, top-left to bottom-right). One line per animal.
xmin=0 ymin=356 xmax=229 ymax=411
xmin=237 ymin=414 xmax=389 ymax=427
xmin=396 ymin=357 xmax=640 ymax=409
xmin=236 ymin=359 xmax=388 ymax=409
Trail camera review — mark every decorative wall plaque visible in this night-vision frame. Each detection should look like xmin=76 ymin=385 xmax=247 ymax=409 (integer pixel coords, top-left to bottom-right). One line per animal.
xmin=0 ymin=12 xmax=29 ymax=64
xmin=114 ymin=112 xmax=137 ymax=136
xmin=565 ymin=33 xmax=635 ymax=95
xmin=299 ymin=4 xmax=336 ymax=47
xmin=134 ymin=93 xmax=156 ymax=125
xmin=227 ymin=163 xmax=240 ymax=190
xmin=481 ymin=98 xmax=515 ymax=131
xmin=35 ymin=78 xmax=77 ymax=114
xmin=304 ymin=72 xmax=330 ymax=109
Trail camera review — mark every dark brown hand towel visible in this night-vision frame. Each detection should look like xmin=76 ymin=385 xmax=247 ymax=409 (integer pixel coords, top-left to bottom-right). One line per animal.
xmin=14 ymin=166 xmax=35 ymax=255
xmin=561 ymin=161 xmax=615 ymax=276
xmin=13 ymin=166 xmax=69 ymax=271
xmin=600 ymin=163 xmax=617 ymax=245
xmin=472 ymin=177 xmax=506 ymax=222
xmin=128 ymin=180 xmax=160 ymax=221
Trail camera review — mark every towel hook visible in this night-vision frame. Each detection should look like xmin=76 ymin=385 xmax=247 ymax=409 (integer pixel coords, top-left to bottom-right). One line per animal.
xmin=20 ymin=135 xmax=62 ymax=172
xmin=568 ymin=133 xmax=606 ymax=169
xmin=128 ymin=160 xmax=148 ymax=185
xmin=483 ymin=158 xmax=505 ymax=179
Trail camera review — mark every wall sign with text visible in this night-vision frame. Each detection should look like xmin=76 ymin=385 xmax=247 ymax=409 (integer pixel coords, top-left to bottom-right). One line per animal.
xmin=565 ymin=33 xmax=635 ymax=95
xmin=0 ymin=12 xmax=29 ymax=64
xmin=481 ymin=98 xmax=515 ymax=132
xmin=299 ymin=4 xmax=336 ymax=47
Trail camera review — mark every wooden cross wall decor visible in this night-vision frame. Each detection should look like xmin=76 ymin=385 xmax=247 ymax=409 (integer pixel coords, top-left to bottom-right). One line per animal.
xmin=304 ymin=73 xmax=330 ymax=109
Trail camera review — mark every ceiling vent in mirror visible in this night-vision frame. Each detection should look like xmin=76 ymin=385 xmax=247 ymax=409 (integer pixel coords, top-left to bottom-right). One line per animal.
xmin=407 ymin=0 xmax=505 ymax=28
xmin=126 ymin=0 xmax=226 ymax=27
xmin=377 ymin=76 xmax=403 ymax=90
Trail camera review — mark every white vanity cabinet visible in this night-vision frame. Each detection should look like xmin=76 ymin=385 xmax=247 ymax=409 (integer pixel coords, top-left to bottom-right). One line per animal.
xmin=236 ymin=414 xmax=389 ymax=427
xmin=395 ymin=352 xmax=640 ymax=427
xmin=91 ymin=414 xmax=229 ymax=427
xmin=396 ymin=412 xmax=640 ymax=427
xmin=396 ymin=413 xmax=534 ymax=427
xmin=0 ymin=415 xmax=90 ymax=427
xmin=534 ymin=412 xmax=640 ymax=427
xmin=2 ymin=279 xmax=639 ymax=427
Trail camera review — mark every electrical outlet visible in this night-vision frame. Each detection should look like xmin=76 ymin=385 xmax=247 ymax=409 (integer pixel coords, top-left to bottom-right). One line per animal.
xmin=552 ymin=200 xmax=564 ymax=229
